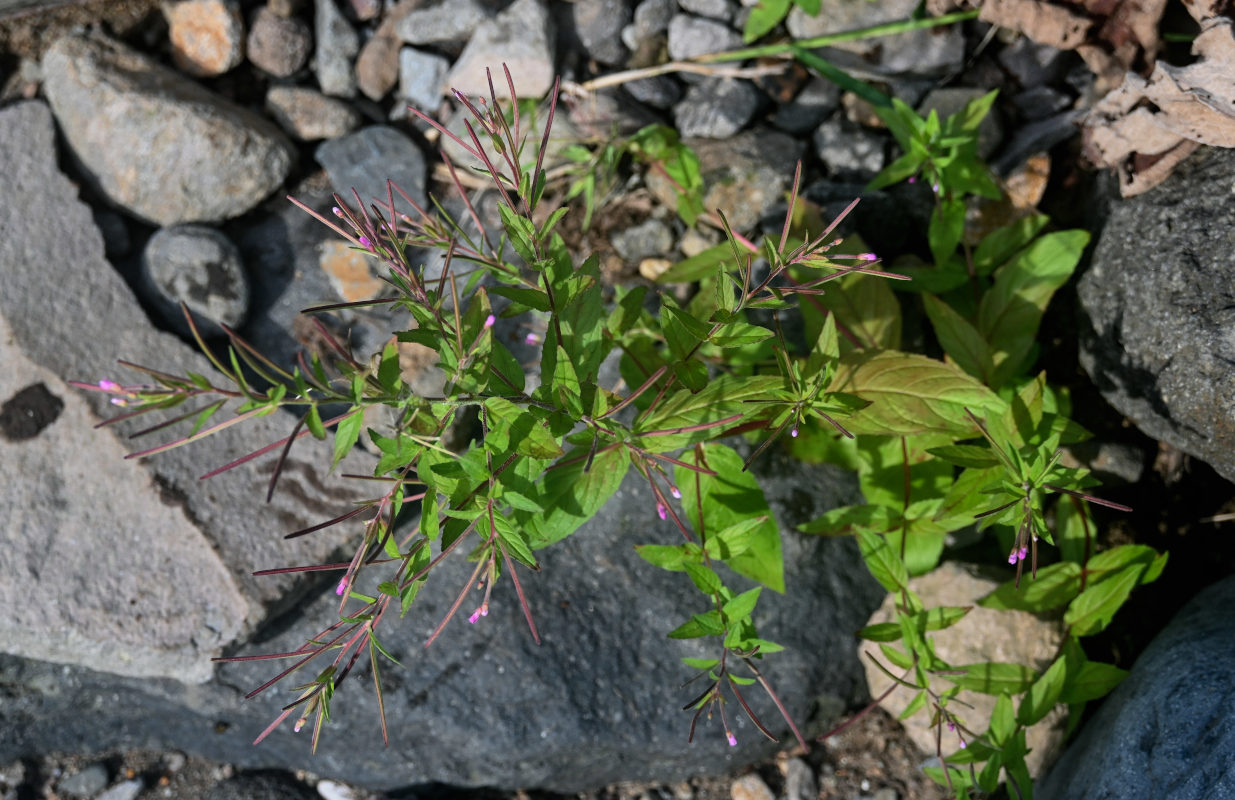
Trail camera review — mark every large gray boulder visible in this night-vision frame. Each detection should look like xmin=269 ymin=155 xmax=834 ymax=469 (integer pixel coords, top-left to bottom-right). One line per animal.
xmin=41 ymin=32 xmax=294 ymax=226
xmin=1037 ymin=574 xmax=1235 ymax=799
xmin=1078 ymin=147 xmax=1235 ymax=484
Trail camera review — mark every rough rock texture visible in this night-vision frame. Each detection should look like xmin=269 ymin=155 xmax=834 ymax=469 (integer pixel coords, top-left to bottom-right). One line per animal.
xmin=0 ymin=100 xmax=367 ymax=679
xmin=572 ymin=0 xmax=631 ymax=66
xmin=447 ymin=0 xmax=555 ymax=99
xmin=265 ymin=85 xmax=361 ymax=141
xmin=1078 ymin=146 xmax=1235 ymax=484
xmin=246 ymin=5 xmax=312 ymax=78
xmin=673 ymin=77 xmax=761 ymax=139
xmin=42 ymin=32 xmax=294 ymax=226
xmin=315 ymin=124 xmax=428 ymax=212
xmin=314 ymin=0 xmax=359 ymax=97
xmin=164 ymin=0 xmax=245 ymax=77
xmin=140 ymin=223 xmax=251 ymax=338
xmin=395 ymin=0 xmax=493 ymax=46
xmin=1037 ymin=575 xmax=1235 ymax=799
xmin=862 ymin=563 xmax=1068 ymax=778
xmin=666 ymin=13 xmax=741 ymax=61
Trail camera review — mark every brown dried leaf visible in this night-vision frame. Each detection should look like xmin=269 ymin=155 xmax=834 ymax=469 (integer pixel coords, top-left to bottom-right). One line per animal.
xmin=979 ymin=0 xmax=1094 ymax=48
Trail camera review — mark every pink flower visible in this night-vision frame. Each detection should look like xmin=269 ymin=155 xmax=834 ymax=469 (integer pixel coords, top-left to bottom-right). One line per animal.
xmin=109 ymin=397 xmax=130 ymax=407
xmin=98 ymin=379 xmax=121 ymax=392
xmin=726 ymin=731 xmax=737 ymax=747
xmin=358 ymin=235 xmax=373 ymax=250
xmin=860 ymin=253 xmax=877 ymax=262
xmin=469 ymin=608 xmax=482 ymax=624
xmin=670 ymin=485 xmax=681 ymax=499
xmin=336 ymin=578 xmax=347 ymax=596
xmin=484 ymin=314 xmax=496 ymax=328
xmin=790 ymin=427 xmax=799 ymax=438
xmin=656 ymin=502 xmax=667 ymax=521
xmin=332 ymin=206 xmax=344 ymax=218
xmin=525 ymin=332 xmax=541 ymax=346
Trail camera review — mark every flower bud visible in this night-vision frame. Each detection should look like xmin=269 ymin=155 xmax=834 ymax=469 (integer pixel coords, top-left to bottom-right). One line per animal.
xmin=670 ymin=485 xmax=681 ymax=499
xmin=98 ymin=379 xmax=121 ymax=392
xmin=656 ymin=502 xmax=667 ymax=521
xmin=484 ymin=314 xmax=496 ymax=329
xmin=790 ymin=427 xmax=799 ymax=438
xmin=726 ymin=731 xmax=737 ymax=747
xmin=358 ymin=235 xmax=373 ymax=250
xmin=336 ymin=578 xmax=347 ymax=596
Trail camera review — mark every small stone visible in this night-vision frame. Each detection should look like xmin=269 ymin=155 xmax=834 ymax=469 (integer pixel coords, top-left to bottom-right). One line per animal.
xmin=98 ymin=780 xmax=144 ymax=800
xmin=842 ymin=91 xmax=884 ymax=128
xmin=612 ymin=218 xmax=674 ymax=262
xmin=772 ymin=76 xmax=841 ymax=134
xmin=315 ymin=0 xmax=359 ymax=97
xmin=783 ymin=759 xmax=817 ymax=800
xmin=812 ymin=116 xmax=886 ymax=177
xmin=998 ymin=35 xmax=1068 ymax=89
xmin=398 ymin=47 xmax=449 ymax=113
xmin=1012 ymin=85 xmax=1072 ymax=120
xmin=871 ymin=789 xmax=898 ymax=800
xmin=266 ymin=85 xmax=361 ymax=141
xmin=162 ymin=752 xmax=188 ymax=772
xmin=267 ymin=0 xmax=302 ymax=16
xmin=246 ymin=5 xmax=311 ymax=77
xmin=674 ymin=77 xmax=760 ymax=138
xmin=639 ymin=257 xmax=673 ymax=281
xmin=918 ymin=87 xmax=1003 ymax=161
xmin=140 ymin=224 xmax=250 ymax=338
xmin=679 ymin=226 xmax=719 ymax=257
xmin=573 ymin=0 xmax=631 ymax=65
xmin=319 ymin=240 xmax=386 ymax=303
xmin=624 ymin=75 xmax=681 ymax=110
xmin=164 ymin=0 xmax=245 ymax=77
xmin=343 ymin=0 xmax=380 ymax=21
xmin=59 ymin=763 xmax=109 ymax=797
xmin=395 ymin=0 xmax=493 ymax=46
xmin=678 ymin=0 xmax=735 ymax=21
xmin=730 ymin=773 xmax=774 ymax=800
xmin=355 ymin=34 xmax=401 ymax=101
xmin=633 ymin=0 xmax=674 ymax=40
xmin=667 ymin=13 xmax=741 ymax=60
xmin=448 ymin=0 xmax=556 ymax=99
xmin=315 ymin=125 xmax=428 ymax=213
xmin=316 ymin=779 xmax=358 ymax=800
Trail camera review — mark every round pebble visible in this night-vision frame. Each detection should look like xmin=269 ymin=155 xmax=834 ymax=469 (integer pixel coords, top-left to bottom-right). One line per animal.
xmin=141 ymin=224 xmax=250 ymax=338
xmin=164 ymin=0 xmax=245 ymax=77
xmin=247 ymin=5 xmax=312 ymax=77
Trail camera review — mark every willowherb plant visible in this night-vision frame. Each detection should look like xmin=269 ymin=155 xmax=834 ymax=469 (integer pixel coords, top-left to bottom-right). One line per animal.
xmin=86 ymin=66 xmax=1163 ymax=799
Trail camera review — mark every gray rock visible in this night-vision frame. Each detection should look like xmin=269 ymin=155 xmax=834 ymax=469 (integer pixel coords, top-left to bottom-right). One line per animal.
xmin=678 ymin=0 xmax=735 ymax=21
xmin=1037 ymin=575 xmax=1235 ymax=800
xmin=998 ymin=36 xmax=1069 ymax=89
xmin=315 ymin=0 xmax=359 ymax=97
xmin=694 ymin=128 xmax=805 ymax=233
xmin=42 ymin=33 xmax=294 ymax=226
xmin=783 ymin=758 xmax=817 ymax=800
xmin=812 ymin=117 xmax=886 ymax=177
xmin=771 ymin=77 xmax=841 ymax=135
xmin=97 ymin=780 xmax=143 ymax=800
xmin=0 ymin=99 xmax=368 ymax=684
xmin=315 ymin=125 xmax=427 ymax=214
xmin=611 ymin=218 xmax=675 ymax=262
xmin=58 ymin=763 xmax=109 ymax=797
xmin=206 ymin=772 xmax=316 ymax=799
xmin=673 ymin=76 xmax=761 ymax=138
xmin=140 ymin=224 xmax=251 ymax=338
xmin=448 ymin=0 xmax=556 ymax=99
xmin=633 ymin=0 xmax=675 ymax=39
xmin=787 ymin=0 xmax=961 ymax=77
xmin=1078 ymin=146 xmax=1235 ymax=484
xmin=568 ymin=87 xmax=659 ymax=137
xmin=164 ymin=0 xmax=245 ymax=77
xmin=397 ymin=46 xmax=449 ymax=113
xmin=246 ymin=6 xmax=312 ymax=78
xmin=917 ymin=87 xmax=1004 ymax=161
xmin=573 ymin=0 xmax=631 ymax=65
xmin=667 ymin=13 xmax=741 ymax=60
xmin=265 ymin=85 xmax=361 ymax=141
xmin=1011 ymin=85 xmax=1073 ymax=121
xmin=731 ymin=773 xmax=774 ymax=800
xmin=395 ymin=0 xmax=493 ymax=46
xmin=624 ymin=74 xmax=682 ymax=109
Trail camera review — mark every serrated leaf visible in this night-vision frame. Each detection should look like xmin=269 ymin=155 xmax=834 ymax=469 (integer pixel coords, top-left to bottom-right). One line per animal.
xmin=484 ymin=396 xmax=564 ymax=459
xmin=637 ymin=375 xmax=782 ymax=452
xmin=799 ymin=503 xmax=899 ymax=536
xmin=980 ymin=561 xmax=1082 ymax=611
xmin=683 ymin=562 xmax=724 ymax=595
xmin=521 ymin=445 xmax=629 ymax=548
xmin=828 ymin=350 xmax=1004 ymax=436
xmin=858 ymin=529 xmax=909 ymax=593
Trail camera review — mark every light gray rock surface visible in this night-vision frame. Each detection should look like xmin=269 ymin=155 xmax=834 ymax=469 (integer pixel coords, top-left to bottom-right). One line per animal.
xmin=246 ymin=5 xmax=312 ymax=78
xmin=41 ymin=32 xmax=294 ymax=226
xmin=673 ymin=77 xmax=761 ymax=138
xmin=1078 ymin=146 xmax=1235 ymax=484
xmin=447 ymin=0 xmax=556 ymax=99
xmin=0 ymin=101 xmax=370 ymax=686
xmin=140 ymin=223 xmax=250 ymax=338
xmin=666 ymin=13 xmax=741 ymax=61
xmin=397 ymin=46 xmax=450 ymax=112
xmin=1037 ymin=575 xmax=1235 ymax=800
xmin=573 ymin=0 xmax=631 ymax=65
xmin=314 ymin=0 xmax=359 ymax=97
xmin=265 ymin=85 xmax=361 ymax=141
xmin=813 ymin=117 xmax=886 ymax=177
xmin=395 ymin=0 xmax=494 ymax=46
xmin=315 ymin=124 xmax=428 ymax=212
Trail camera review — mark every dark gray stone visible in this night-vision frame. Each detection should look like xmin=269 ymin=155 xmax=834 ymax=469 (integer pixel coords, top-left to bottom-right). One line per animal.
xmin=1011 ymin=86 xmax=1073 ymax=121
xmin=42 ymin=32 xmax=295 ymax=226
xmin=611 ymin=218 xmax=675 ymax=262
xmin=772 ymin=77 xmax=841 ymax=135
xmin=666 ymin=13 xmax=741 ymax=61
xmin=140 ymin=224 xmax=251 ymax=338
xmin=812 ymin=117 xmax=886 ymax=178
xmin=1037 ymin=575 xmax=1235 ymax=800
xmin=315 ymin=125 xmax=427 ymax=213
xmin=624 ymin=74 xmax=682 ymax=110
xmin=787 ymin=0 xmax=961 ymax=77
xmin=673 ymin=77 xmax=761 ymax=138
xmin=998 ymin=36 xmax=1069 ymax=89
xmin=206 ymin=772 xmax=316 ymax=800
xmin=633 ymin=0 xmax=675 ymax=40
xmin=1078 ymin=146 xmax=1235 ymax=484
xmin=689 ymin=128 xmax=806 ymax=233
xmin=991 ymin=109 xmax=1084 ymax=176
xmin=574 ymin=0 xmax=631 ymax=65
xmin=677 ymin=0 xmax=734 ymax=21
xmin=315 ymin=0 xmax=359 ymax=97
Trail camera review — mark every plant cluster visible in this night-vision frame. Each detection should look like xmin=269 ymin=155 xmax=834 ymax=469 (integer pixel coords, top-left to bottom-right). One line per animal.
xmin=87 ymin=55 xmax=1163 ymax=800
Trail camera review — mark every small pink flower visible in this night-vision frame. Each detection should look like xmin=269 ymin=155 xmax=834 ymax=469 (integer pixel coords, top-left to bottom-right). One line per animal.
xmin=468 ymin=608 xmax=481 ymax=624
xmin=670 ymin=485 xmax=681 ymax=499
xmin=110 ymin=397 xmax=130 ymax=407
xmin=726 ymin=731 xmax=737 ymax=747
xmin=947 ymin=720 xmax=956 ymax=732
xmin=656 ymin=502 xmax=667 ymax=521
xmin=484 ymin=314 xmax=496 ymax=328
xmin=358 ymin=235 xmax=373 ymax=250
xmin=480 ymin=603 xmax=489 ymax=617
xmin=336 ymin=578 xmax=347 ymax=596
xmin=907 ymin=176 xmax=917 ymax=184
xmin=332 ymin=206 xmax=344 ymax=218
xmin=98 ymin=379 xmax=121 ymax=392
xmin=294 ymin=717 xmax=307 ymax=733
xmin=790 ymin=427 xmax=799 ymax=438
xmin=1018 ymin=546 xmax=1029 ymax=561
xmin=1007 ymin=552 xmax=1018 ymax=565
xmin=959 ymin=737 xmax=967 ymax=749
xmin=525 ymin=332 xmax=541 ymax=346
xmin=860 ymin=253 xmax=877 ymax=262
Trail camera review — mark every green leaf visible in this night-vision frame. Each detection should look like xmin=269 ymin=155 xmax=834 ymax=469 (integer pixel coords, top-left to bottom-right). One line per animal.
xmin=635 ymin=543 xmax=700 ymax=571
xmin=332 ymin=411 xmax=363 ymax=470
xmin=946 ymin=662 xmax=1037 ymax=695
xmin=922 ymin=293 xmax=995 ymax=385
xmin=682 ymin=657 xmax=719 ymax=671
xmin=483 ymin=396 xmax=564 ymax=460
xmin=491 ymin=509 xmax=538 ymax=569
xmin=711 ymin=319 xmax=773 ymax=348
xmin=637 ymin=375 xmax=782 ymax=452
xmin=489 ymin=285 xmax=552 ymax=312
xmin=676 ymin=444 xmax=784 ymax=593
xmin=743 ymin=0 xmax=791 ymax=42
xmin=722 ymin=586 xmax=762 ymax=623
xmin=1065 ymin=563 xmax=1144 ymax=636
xmin=828 ymin=350 xmax=1004 ymax=436
xmin=378 ymin=341 xmax=402 ymax=394
xmin=498 ymin=202 xmax=538 ymax=265
xmin=858 ymin=529 xmax=908 ymax=593
xmin=989 ymin=692 xmax=1016 ymax=746
xmin=816 ymin=272 xmax=902 ymax=352
xmin=305 ymin=405 xmax=326 ymax=440
xmin=1018 ymin=653 xmax=1067 ymax=726
xmin=799 ymin=503 xmax=900 ymax=536
xmin=683 ymin=562 xmax=724 ymax=595
xmin=980 ymin=561 xmax=1083 ymax=612
xmin=668 ymin=610 xmax=725 ymax=639
xmin=521 ymin=445 xmax=630 ymax=548
xmin=1059 ymin=659 xmax=1128 ymax=704
xmin=928 ymin=196 xmax=966 ymax=268
xmin=857 ymin=621 xmax=901 ymax=642
xmin=972 ymin=214 xmax=1050 ymax=275
xmin=925 ymin=444 xmax=1001 ymax=469
xmin=867 ymin=150 xmax=926 ymax=191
